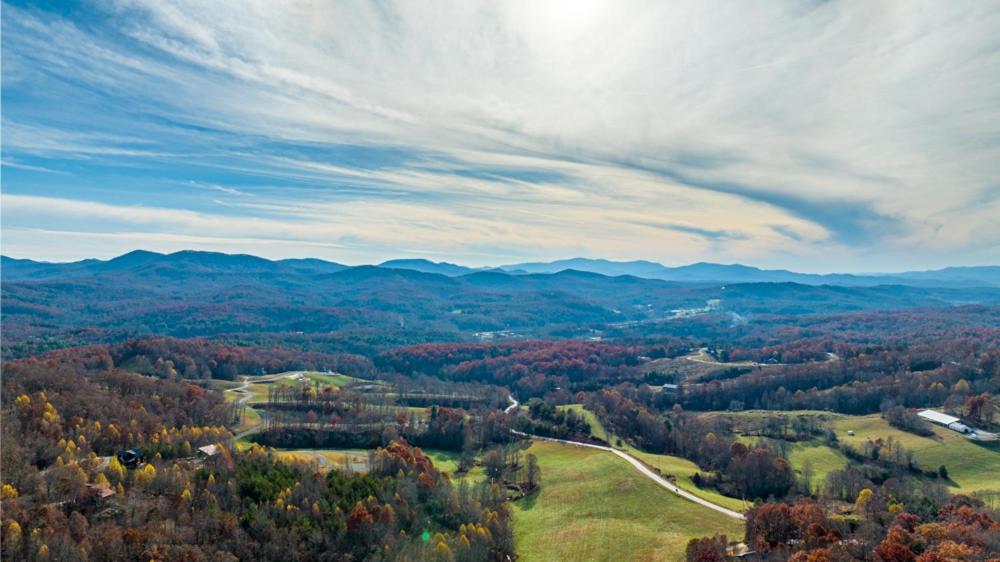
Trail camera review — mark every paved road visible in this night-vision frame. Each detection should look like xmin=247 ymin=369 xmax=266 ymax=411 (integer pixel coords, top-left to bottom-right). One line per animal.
xmin=511 ymin=430 xmax=745 ymax=521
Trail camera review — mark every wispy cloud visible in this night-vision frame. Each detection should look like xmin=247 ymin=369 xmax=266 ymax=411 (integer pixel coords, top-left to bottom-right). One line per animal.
xmin=2 ymin=0 xmax=998 ymax=270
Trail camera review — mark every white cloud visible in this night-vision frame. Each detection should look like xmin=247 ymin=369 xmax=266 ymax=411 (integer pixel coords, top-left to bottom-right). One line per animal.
xmin=2 ymin=1 xmax=998 ymax=269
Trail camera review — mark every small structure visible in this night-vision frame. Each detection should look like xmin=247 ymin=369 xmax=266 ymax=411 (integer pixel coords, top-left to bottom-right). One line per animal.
xmin=197 ymin=444 xmax=220 ymax=458
xmin=847 ymin=430 xmax=855 ymax=436
xmin=115 ymin=448 xmax=144 ymax=469
xmin=948 ymin=422 xmax=971 ymax=434
xmin=85 ymin=483 xmax=116 ymax=500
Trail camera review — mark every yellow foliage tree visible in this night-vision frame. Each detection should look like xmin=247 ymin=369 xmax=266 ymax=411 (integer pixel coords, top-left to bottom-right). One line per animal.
xmin=133 ymin=463 xmax=157 ymax=487
xmin=4 ymin=520 xmax=21 ymax=546
xmin=855 ymin=488 xmax=873 ymax=516
xmin=106 ymin=456 xmax=126 ymax=484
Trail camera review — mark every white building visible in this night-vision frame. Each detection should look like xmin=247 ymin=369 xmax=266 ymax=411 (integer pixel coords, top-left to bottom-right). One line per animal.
xmin=917 ymin=409 xmax=960 ymax=426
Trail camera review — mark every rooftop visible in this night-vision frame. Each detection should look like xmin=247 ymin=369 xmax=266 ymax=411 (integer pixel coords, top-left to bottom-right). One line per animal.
xmin=917 ymin=409 xmax=960 ymax=426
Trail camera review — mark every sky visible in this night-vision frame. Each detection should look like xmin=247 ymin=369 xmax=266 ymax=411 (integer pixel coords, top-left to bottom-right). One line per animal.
xmin=2 ymin=0 xmax=999 ymax=272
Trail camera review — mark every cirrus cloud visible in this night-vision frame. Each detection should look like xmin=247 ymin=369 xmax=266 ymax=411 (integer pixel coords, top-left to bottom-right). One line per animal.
xmin=2 ymin=0 xmax=998 ymax=270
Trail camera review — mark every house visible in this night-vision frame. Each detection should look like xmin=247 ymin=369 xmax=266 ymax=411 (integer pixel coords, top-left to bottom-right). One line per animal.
xmin=115 ymin=448 xmax=144 ymax=469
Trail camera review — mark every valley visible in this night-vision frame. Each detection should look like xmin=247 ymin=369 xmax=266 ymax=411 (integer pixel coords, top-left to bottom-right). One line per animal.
xmin=2 ymin=252 xmax=998 ymax=561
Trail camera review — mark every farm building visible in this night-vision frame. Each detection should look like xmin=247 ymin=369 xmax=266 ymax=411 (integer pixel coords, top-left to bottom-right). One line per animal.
xmin=917 ymin=409 xmax=959 ymax=426
xmin=917 ymin=409 xmax=973 ymax=433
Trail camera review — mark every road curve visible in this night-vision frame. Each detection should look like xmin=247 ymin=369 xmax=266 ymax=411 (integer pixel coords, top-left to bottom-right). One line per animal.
xmin=504 ymin=394 xmax=519 ymax=414
xmin=685 ymin=347 xmax=840 ymax=368
xmin=511 ymin=430 xmax=745 ymax=521
xmin=228 ymin=372 xmax=305 ymax=440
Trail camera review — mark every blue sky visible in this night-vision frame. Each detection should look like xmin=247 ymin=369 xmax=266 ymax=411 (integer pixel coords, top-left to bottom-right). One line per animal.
xmin=2 ymin=0 xmax=998 ymax=271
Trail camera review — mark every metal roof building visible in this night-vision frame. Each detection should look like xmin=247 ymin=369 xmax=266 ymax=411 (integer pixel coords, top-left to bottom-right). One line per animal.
xmin=917 ymin=409 xmax=960 ymax=426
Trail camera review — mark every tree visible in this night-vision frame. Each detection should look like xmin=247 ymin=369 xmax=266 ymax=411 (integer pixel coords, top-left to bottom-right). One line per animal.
xmin=525 ymin=453 xmax=541 ymax=491
xmin=856 ymin=488 xmax=874 ymax=515
xmin=875 ymin=540 xmax=916 ymax=562
xmin=686 ymin=535 xmax=728 ymax=561
xmin=745 ymin=503 xmax=795 ymax=549
xmin=482 ymin=449 xmax=505 ymax=482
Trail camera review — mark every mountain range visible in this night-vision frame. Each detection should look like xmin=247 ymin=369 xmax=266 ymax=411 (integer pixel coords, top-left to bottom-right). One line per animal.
xmin=4 ymin=250 xmax=999 ymax=360
xmin=4 ymin=251 xmax=998 ymax=287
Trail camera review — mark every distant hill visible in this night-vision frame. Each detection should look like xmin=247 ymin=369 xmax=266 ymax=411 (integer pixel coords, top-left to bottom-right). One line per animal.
xmin=3 ymin=251 xmax=998 ymax=360
xmin=500 ymin=258 xmax=667 ymax=278
xmin=4 ymin=252 xmax=997 ymax=287
xmin=499 ymin=258 xmax=1000 ymax=287
xmin=379 ymin=259 xmax=477 ymax=277
xmin=1 ymin=250 xmax=347 ymax=280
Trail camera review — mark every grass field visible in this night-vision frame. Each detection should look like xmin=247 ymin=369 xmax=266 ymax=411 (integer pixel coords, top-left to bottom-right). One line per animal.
xmin=241 ymin=371 xmax=358 ymax=403
xmin=232 ymin=406 xmax=262 ymax=433
xmin=253 ymin=444 xmax=485 ymax=481
xmin=734 ymin=433 xmax=849 ymax=492
xmin=272 ymin=448 xmax=371 ymax=469
xmin=513 ymin=440 xmax=743 ymax=562
xmin=299 ymin=372 xmax=357 ymax=386
xmin=786 ymin=442 xmax=848 ymax=492
xmin=559 ymin=404 xmax=612 ymax=443
xmin=832 ymin=414 xmax=1000 ymax=493
xmin=627 ymin=450 xmax=748 ymax=512
xmin=559 ymin=404 xmax=746 ymax=511
xmin=720 ymin=410 xmax=1000 ymax=493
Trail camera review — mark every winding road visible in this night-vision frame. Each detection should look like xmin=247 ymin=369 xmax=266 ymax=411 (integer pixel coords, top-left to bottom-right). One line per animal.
xmin=504 ymin=394 xmax=520 ymax=414
xmin=229 ymin=372 xmax=305 ymax=440
xmin=685 ymin=348 xmax=839 ymax=368
xmin=505 ymin=393 xmax=743 ymax=520
xmin=511 ymin=430 xmax=745 ymax=520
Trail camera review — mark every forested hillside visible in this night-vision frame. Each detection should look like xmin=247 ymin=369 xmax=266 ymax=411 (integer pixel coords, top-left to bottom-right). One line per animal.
xmin=5 ymin=251 xmax=998 ymax=360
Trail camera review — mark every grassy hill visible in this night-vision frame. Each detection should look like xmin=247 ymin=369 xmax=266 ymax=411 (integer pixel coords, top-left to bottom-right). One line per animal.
xmin=558 ymin=404 xmax=747 ymax=511
xmin=513 ymin=440 xmax=743 ymax=561
xmin=723 ymin=410 xmax=1000 ymax=494
xmin=832 ymin=414 xmax=1000 ymax=493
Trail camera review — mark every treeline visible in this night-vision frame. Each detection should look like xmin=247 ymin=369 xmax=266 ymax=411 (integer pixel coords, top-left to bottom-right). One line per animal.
xmin=513 ymin=400 xmax=595 ymax=441
xmin=31 ymin=337 xmax=376 ymax=381
xmin=254 ymin=403 xmax=514 ymax=455
xmin=715 ymin=339 xmax=832 ymax=364
xmin=681 ymin=344 xmax=1000 ymax=415
xmin=584 ymin=389 xmax=796 ymax=500
xmin=689 ymin=495 xmax=999 ymax=561
xmin=377 ymin=340 xmax=674 ymax=398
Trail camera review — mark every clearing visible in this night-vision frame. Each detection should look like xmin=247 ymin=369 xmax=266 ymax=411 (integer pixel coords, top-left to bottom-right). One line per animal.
xmin=558 ymin=404 xmax=746 ymax=511
xmin=513 ymin=440 xmax=743 ymax=562
xmin=832 ymin=414 xmax=1000 ymax=493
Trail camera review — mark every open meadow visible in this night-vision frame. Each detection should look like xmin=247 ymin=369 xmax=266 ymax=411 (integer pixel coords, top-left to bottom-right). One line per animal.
xmin=832 ymin=414 xmax=1000 ymax=493
xmin=512 ymin=440 xmax=744 ymax=562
